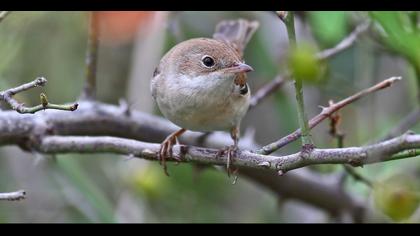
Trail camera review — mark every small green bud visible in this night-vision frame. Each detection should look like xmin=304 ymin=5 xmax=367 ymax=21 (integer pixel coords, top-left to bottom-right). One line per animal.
xmin=40 ymin=93 xmax=48 ymax=107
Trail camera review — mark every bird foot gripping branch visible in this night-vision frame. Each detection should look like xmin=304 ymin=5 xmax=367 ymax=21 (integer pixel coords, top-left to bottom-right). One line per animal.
xmin=157 ymin=128 xmax=186 ymax=176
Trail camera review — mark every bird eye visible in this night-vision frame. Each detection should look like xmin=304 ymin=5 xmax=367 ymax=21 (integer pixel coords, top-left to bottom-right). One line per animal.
xmin=201 ymin=56 xmax=215 ymax=68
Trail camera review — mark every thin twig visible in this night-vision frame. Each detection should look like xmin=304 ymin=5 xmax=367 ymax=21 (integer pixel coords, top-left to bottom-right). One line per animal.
xmin=343 ymin=165 xmax=373 ymax=187
xmin=249 ymin=75 xmax=286 ymax=109
xmin=0 ymin=11 xmax=10 ymax=24
xmin=3 ymin=77 xmax=47 ymax=94
xmin=0 ymin=77 xmax=78 ymax=114
xmin=81 ymin=11 xmax=99 ymax=100
xmin=316 ymin=20 xmax=371 ymax=60
xmin=0 ymin=190 xmax=25 ymax=201
xmin=10 ymin=102 xmax=78 ymax=114
xmin=382 ymin=107 xmax=420 ymax=141
xmin=258 ymin=76 xmax=402 ymax=155
xmin=280 ymin=11 xmax=313 ymax=149
xmin=390 ymin=148 xmax=420 ymax=161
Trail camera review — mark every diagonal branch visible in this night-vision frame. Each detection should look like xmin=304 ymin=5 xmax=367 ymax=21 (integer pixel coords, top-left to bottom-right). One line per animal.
xmin=316 ymin=20 xmax=371 ymax=60
xmin=0 ymin=77 xmax=78 ymax=114
xmin=0 ymin=190 xmax=26 ymax=201
xmin=249 ymin=75 xmax=286 ymax=109
xmin=258 ymin=76 xmax=402 ymax=155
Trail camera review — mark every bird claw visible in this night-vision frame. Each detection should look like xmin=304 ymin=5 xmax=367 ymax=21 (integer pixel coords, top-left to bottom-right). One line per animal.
xmin=217 ymin=145 xmax=239 ymax=177
xmin=158 ymin=131 xmax=184 ymax=176
xmin=158 ymin=138 xmax=172 ymax=176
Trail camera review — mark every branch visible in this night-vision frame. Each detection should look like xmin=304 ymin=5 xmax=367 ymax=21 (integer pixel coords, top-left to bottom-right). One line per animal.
xmin=0 ymin=100 xmax=363 ymax=216
xmin=0 ymin=77 xmax=78 ymax=114
xmin=0 ymin=11 xmax=10 ymax=23
xmin=81 ymin=12 xmax=99 ymax=100
xmin=316 ymin=20 xmax=371 ymax=60
xmin=0 ymin=190 xmax=26 ymax=201
xmin=259 ymin=76 xmax=402 ymax=155
xmin=32 ymin=132 xmax=420 ymax=175
xmin=249 ymin=75 xmax=286 ymax=109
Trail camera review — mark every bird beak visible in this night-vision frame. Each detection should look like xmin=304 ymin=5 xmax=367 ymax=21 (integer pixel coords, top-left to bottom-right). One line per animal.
xmin=225 ymin=62 xmax=254 ymax=74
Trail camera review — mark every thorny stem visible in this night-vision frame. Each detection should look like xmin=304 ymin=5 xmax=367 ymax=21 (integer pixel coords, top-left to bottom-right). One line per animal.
xmin=258 ymin=76 xmax=402 ymax=155
xmin=280 ymin=11 xmax=313 ymax=149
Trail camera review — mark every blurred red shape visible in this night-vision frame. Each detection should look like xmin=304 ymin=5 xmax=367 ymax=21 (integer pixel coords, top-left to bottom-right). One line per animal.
xmin=94 ymin=11 xmax=156 ymax=45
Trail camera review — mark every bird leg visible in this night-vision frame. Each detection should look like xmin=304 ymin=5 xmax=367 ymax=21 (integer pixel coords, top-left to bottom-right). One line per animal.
xmin=217 ymin=126 xmax=240 ymax=177
xmin=228 ymin=126 xmax=239 ymax=175
xmin=158 ymin=128 xmax=186 ymax=176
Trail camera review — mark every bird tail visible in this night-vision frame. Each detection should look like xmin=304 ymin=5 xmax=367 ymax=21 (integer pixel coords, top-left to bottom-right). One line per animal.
xmin=213 ymin=18 xmax=259 ymax=55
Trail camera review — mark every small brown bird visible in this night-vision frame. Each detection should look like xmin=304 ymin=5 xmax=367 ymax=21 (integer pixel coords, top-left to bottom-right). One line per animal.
xmin=151 ymin=19 xmax=259 ymax=175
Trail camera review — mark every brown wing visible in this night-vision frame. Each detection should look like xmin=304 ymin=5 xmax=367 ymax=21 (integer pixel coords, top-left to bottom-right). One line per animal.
xmin=213 ymin=19 xmax=259 ymax=57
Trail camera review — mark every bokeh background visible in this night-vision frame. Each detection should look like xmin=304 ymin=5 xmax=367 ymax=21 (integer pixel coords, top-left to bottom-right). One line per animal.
xmin=0 ymin=11 xmax=419 ymax=223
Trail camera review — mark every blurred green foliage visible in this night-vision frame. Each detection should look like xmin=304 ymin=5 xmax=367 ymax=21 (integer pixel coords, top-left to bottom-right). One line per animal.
xmin=373 ymin=174 xmax=420 ymax=222
xmin=370 ymin=12 xmax=420 ymax=74
xmin=308 ymin=11 xmax=349 ymax=48
xmin=56 ymin=157 xmax=116 ymax=222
